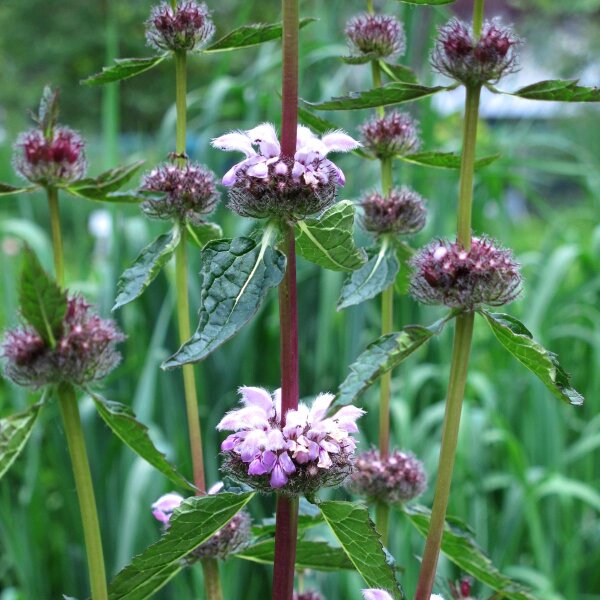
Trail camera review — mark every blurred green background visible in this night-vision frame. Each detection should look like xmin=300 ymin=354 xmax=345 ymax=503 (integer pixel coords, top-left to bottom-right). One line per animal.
xmin=1 ymin=1 xmax=600 ymax=599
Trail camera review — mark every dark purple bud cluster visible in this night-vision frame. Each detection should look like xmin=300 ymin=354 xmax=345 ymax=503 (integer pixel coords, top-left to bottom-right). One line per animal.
xmin=2 ymin=296 xmax=124 ymax=388
xmin=431 ymin=18 xmax=521 ymax=86
xmin=410 ymin=236 xmax=522 ymax=311
xmin=360 ymin=111 xmax=420 ymax=159
xmin=146 ymin=1 xmax=215 ymax=52
xmin=348 ymin=449 xmax=427 ymax=504
xmin=140 ymin=162 xmax=220 ymax=226
xmin=345 ymin=13 xmax=406 ymax=59
xmin=293 ymin=592 xmax=324 ymax=600
xmin=360 ymin=187 xmax=427 ymax=236
xmin=13 ymin=128 xmax=87 ymax=186
xmin=450 ymin=576 xmax=474 ymax=600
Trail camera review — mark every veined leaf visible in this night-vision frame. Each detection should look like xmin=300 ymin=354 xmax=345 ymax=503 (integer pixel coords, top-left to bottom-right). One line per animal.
xmin=303 ymin=83 xmax=448 ymax=111
xmin=186 ymin=222 xmax=223 ymax=249
xmin=480 ymin=311 xmax=584 ymax=406
xmin=113 ymin=228 xmax=181 ymax=311
xmin=379 ymin=62 xmax=418 ymax=84
xmin=89 ymin=391 xmax=194 ymax=492
xmin=398 ymin=151 xmax=500 ymax=170
xmin=0 ymin=402 xmax=43 ymax=481
xmin=19 ymin=247 xmax=67 ymax=346
xmin=296 ymin=201 xmax=367 ymax=272
xmin=108 ymin=493 xmax=254 ymax=600
xmin=320 ymin=501 xmax=404 ymax=599
xmin=204 ymin=17 xmax=316 ymax=53
xmin=66 ymin=161 xmax=145 ymax=202
xmin=336 ymin=316 xmax=450 ymax=407
xmin=83 ymin=55 xmax=168 ymax=86
xmin=337 ymin=240 xmax=398 ymax=310
xmin=163 ymin=228 xmax=286 ymax=367
xmin=236 ymin=539 xmax=354 ymax=571
xmin=404 ymin=505 xmax=535 ymax=600
xmin=0 ymin=183 xmax=36 ymax=197
xmin=510 ymin=79 xmax=600 ymax=102
xmin=394 ymin=241 xmax=414 ymax=296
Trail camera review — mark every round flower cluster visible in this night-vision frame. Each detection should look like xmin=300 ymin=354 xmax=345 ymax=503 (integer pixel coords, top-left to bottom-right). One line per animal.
xmin=2 ymin=296 xmax=124 ymax=388
xmin=360 ymin=111 xmax=420 ymax=159
xmin=409 ymin=236 xmax=522 ymax=311
xmin=218 ymin=387 xmax=364 ymax=495
xmin=294 ymin=593 xmax=324 ymax=600
xmin=13 ymin=127 xmax=87 ymax=186
xmin=360 ymin=187 xmax=427 ymax=236
xmin=212 ymin=123 xmax=360 ymax=220
xmin=348 ymin=449 xmax=427 ymax=504
xmin=345 ymin=13 xmax=406 ymax=59
xmin=146 ymin=1 xmax=215 ymax=52
xmin=152 ymin=488 xmax=251 ymax=561
xmin=431 ymin=18 xmax=521 ymax=86
xmin=140 ymin=162 xmax=220 ymax=225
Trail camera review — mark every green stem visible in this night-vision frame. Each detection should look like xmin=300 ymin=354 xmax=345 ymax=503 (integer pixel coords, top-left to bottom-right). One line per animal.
xmin=414 ymin=313 xmax=474 ymax=600
xmin=375 ymin=502 xmax=390 ymax=548
xmin=371 ymin=61 xmax=384 ymax=118
xmin=47 ymin=187 xmax=64 ymax=286
xmin=174 ymin=51 xmax=187 ymax=159
xmin=202 ymin=557 xmax=224 ymax=600
xmin=58 ymin=384 xmax=108 ymax=600
xmin=366 ymin=0 xmax=375 ymax=13
xmin=378 ymin=283 xmax=394 ymax=459
xmin=473 ymin=0 xmax=485 ymax=37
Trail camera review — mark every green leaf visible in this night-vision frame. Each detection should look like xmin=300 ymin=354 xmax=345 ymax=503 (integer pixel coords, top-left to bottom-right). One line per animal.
xmin=396 ymin=0 xmax=456 ymax=4
xmin=186 ymin=222 xmax=223 ymax=249
xmin=0 ymin=402 xmax=43 ymax=481
xmin=393 ymin=241 xmax=415 ymax=296
xmin=204 ymin=17 xmax=316 ymax=53
xmin=303 ymin=83 xmax=448 ymax=111
xmin=0 ymin=183 xmax=35 ymax=197
xmin=336 ymin=317 xmax=450 ymax=407
xmin=337 ymin=241 xmax=398 ymax=310
xmin=480 ymin=311 xmax=584 ymax=406
xmin=403 ymin=505 xmax=535 ymax=600
xmin=236 ymin=539 xmax=354 ymax=571
xmin=89 ymin=391 xmax=194 ymax=491
xmin=113 ymin=228 xmax=181 ymax=311
xmin=510 ymin=79 xmax=600 ymax=102
xmin=320 ymin=501 xmax=404 ymax=599
xmin=65 ymin=160 xmax=145 ymax=202
xmin=341 ymin=53 xmax=381 ymax=65
xmin=162 ymin=229 xmax=286 ymax=368
xmin=108 ymin=493 xmax=254 ymax=600
xmin=36 ymin=85 xmax=60 ymax=137
xmin=296 ymin=201 xmax=367 ymax=272
xmin=379 ymin=62 xmax=418 ymax=84
xmin=19 ymin=247 xmax=67 ymax=346
xmin=398 ymin=151 xmax=500 ymax=169
xmin=83 ymin=55 xmax=168 ymax=86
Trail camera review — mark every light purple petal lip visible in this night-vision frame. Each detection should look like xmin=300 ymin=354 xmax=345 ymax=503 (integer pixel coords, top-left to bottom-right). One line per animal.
xmin=151 ymin=493 xmax=184 ymax=524
xmin=361 ymin=590 xmax=394 ymax=600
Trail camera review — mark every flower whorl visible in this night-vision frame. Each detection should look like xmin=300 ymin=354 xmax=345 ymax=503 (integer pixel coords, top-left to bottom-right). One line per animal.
xmin=345 ymin=13 xmax=406 ymax=60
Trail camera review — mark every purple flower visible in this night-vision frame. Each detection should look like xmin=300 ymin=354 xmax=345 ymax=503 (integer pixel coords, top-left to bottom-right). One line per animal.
xmin=360 ymin=110 xmax=420 ymax=159
xmin=362 ymin=591 xmax=394 ymax=600
xmin=345 ymin=13 xmax=406 ymax=59
xmin=218 ymin=387 xmax=364 ymax=494
xmin=212 ymin=123 xmax=360 ymax=220
xmin=360 ymin=187 xmax=427 ymax=236
xmin=152 ymin=492 xmax=184 ymax=524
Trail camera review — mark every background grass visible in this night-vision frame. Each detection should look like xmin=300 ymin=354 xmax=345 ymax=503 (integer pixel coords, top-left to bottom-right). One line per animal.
xmin=1 ymin=1 xmax=599 ymax=599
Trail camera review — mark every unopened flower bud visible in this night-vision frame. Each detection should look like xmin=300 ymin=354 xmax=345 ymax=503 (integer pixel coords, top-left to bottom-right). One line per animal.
xmin=410 ymin=236 xmax=522 ymax=311
xmin=345 ymin=13 xmax=405 ymax=59
xmin=431 ymin=18 xmax=521 ymax=86
xmin=360 ymin=111 xmax=420 ymax=159
xmin=141 ymin=162 xmax=220 ymax=225
xmin=360 ymin=187 xmax=427 ymax=236
xmin=13 ymin=128 xmax=87 ymax=186
xmin=146 ymin=1 xmax=215 ymax=52
xmin=2 ymin=296 xmax=124 ymax=388
xmin=348 ymin=449 xmax=427 ymax=504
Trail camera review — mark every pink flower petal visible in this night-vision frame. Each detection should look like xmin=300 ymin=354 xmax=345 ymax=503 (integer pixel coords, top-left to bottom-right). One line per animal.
xmin=211 ymin=131 xmax=256 ymax=157
xmin=362 ymin=590 xmax=394 ymax=600
xmin=309 ymin=392 xmax=334 ymax=423
xmin=321 ymin=130 xmax=361 ymax=154
xmin=239 ymin=386 xmax=273 ymax=415
xmin=246 ymin=160 xmax=269 ymax=179
xmin=248 ymin=457 xmax=269 ymax=475
xmin=270 ymin=464 xmax=288 ymax=488
xmin=222 ymin=164 xmax=239 ymax=187
xmin=246 ymin=123 xmax=281 ymax=158
xmin=151 ymin=493 xmax=184 ymax=524
xmin=278 ymin=451 xmax=296 ymax=475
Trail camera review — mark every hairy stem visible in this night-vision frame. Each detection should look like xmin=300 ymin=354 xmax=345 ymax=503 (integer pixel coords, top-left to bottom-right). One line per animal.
xmin=47 ymin=186 xmax=64 ymax=286
xmin=58 ymin=383 xmax=108 ymax=600
xmin=202 ymin=557 xmax=224 ymax=600
xmin=273 ymin=494 xmax=300 ymax=600
xmin=280 ymin=0 xmax=299 ymax=158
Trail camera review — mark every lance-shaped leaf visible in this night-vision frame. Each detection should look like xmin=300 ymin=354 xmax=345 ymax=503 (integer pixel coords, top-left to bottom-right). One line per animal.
xmin=0 ymin=402 xmax=43 ymax=481
xmin=320 ymin=501 xmax=404 ymax=599
xmin=83 ymin=55 xmax=168 ymax=86
xmin=0 ymin=183 xmax=36 ymax=197
xmin=398 ymin=151 xmax=500 ymax=170
xmin=108 ymin=492 xmax=254 ymax=600
xmin=336 ymin=317 xmax=450 ymax=407
xmin=337 ymin=241 xmax=398 ymax=310
xmin=479 ymin=311 xmax=584 ymax=406
xmin=35 ymin=85 xmax=60 ymax=137
xmin=303 ymin=83 xmax=448 ymax=111
xmin=379 ymin=62 xmax=418 ymax=84
xmin=394 ymin=241 xmax=414 ymax=296
xmin=163 ymin=230 xmax=286 ymax=367
xmin=403 ymin=505 xmax=535 ymax=600
xmin=296 ymin=201 xmax=367 ymax=272
xmin=204 ymin=17 xmax=316 ymax=53
xmin=510 ymin=79 xmax=600 ymax=103
xmin=186 ymin=222 xmax=223 ymax=249
xmin=65 ymin=161 xmax=145 ymax=202
xmin=88 ymin=391 xmax=193 ymax=491
xmin=236 ymin=539 xmax=354 ymax=571
xmin=113 ymin=228 xmax=181 ymax=311
xmin=19 ymin=247 xmax=67 ymax=346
